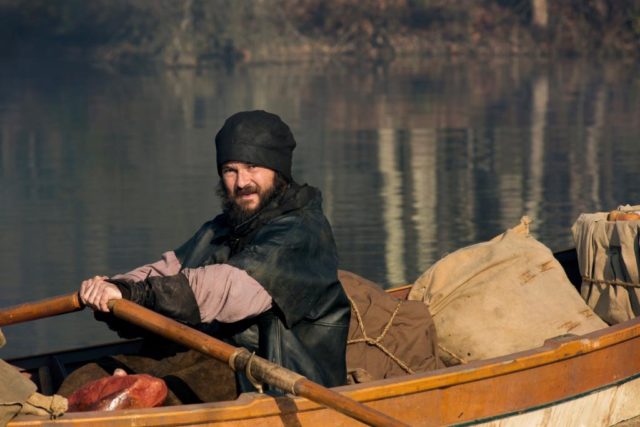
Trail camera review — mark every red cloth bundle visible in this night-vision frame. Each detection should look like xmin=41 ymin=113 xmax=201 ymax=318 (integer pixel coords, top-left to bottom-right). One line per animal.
xmin=68 ymin=372 xmax=167 ymax=412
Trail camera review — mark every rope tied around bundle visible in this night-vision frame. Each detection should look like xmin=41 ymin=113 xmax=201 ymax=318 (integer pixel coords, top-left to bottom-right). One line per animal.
xmin=346 ymin=294 xmax=415 ymax=375
xmin=582 ymin=276 xmax=640 ymax=289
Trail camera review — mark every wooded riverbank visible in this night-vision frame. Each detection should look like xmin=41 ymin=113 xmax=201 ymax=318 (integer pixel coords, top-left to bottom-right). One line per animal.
xmin=1 ymin=0 xmax=639 ymax=66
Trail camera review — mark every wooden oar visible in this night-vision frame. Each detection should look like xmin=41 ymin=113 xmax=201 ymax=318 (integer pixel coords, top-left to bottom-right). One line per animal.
xmin=0 ymin=294 xmax=408 ymax=427
xmin=0 ymin=292 xmax=83 ymax=326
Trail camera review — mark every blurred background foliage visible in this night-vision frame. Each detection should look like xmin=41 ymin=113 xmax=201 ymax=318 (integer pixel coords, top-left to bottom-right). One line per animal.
xmin=1 ymin=0 xmax=639 ymax=65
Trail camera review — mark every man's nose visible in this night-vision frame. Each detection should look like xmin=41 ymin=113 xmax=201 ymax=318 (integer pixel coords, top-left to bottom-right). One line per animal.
xmin=236 ymin=168 xmax=251 ymax=188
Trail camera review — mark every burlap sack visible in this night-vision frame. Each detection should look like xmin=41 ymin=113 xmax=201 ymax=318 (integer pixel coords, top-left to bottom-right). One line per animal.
xmin=408 ymin=218 xmax=607 ymax=366
xmin=0 ymin=329 xmax=68 ymax=424
xmin=572 ymin=205 xmax=640 ymax=324
xmin=0 ymin=360 xmax=67 ymax=425
xmin=339 ymin=271 xmax=442 ymax=383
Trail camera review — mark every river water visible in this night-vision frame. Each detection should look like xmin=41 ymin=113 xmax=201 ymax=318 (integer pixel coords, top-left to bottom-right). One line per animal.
xmin=1 ymin=57 xmax=639 ymax=359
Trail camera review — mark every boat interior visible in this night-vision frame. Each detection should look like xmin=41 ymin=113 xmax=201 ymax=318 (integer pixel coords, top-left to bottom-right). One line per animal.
xmin=7 ymin=248 xmax=584 ymax=398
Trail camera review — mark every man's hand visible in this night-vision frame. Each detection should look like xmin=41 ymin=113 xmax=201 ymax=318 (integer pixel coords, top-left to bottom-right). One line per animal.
xmin=80 ymin=276 xmax=122 ymax=312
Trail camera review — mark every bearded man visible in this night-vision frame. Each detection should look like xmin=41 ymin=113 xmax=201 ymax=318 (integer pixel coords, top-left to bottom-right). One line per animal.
xmin=77 ymin=110 xmax=350 ymax=397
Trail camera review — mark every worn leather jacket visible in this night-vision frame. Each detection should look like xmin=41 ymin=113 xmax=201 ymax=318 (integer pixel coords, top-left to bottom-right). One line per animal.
xmin=115 ymin=183 xmax=350 ymax=390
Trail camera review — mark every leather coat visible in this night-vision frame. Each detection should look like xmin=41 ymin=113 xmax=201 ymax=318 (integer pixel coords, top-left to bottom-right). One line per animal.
xmin=172 ymin=183 xmax=351 ymax=390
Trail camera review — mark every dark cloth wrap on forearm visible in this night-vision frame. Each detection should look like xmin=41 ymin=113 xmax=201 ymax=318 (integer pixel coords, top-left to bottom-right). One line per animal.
xmin=109 ymin=274 xmax=201 ymax=325
xmin=95 ymin=274 xmax=201 ymax=338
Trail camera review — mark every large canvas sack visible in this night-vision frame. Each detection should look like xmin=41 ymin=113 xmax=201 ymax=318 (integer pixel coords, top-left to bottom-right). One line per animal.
xmin=339 ymin=270 xmax=442 ymax=383
xmin=408 ymin=218 xmax=607 ymax=366
xmin=572 ymin=205 xmax=640 ymax=324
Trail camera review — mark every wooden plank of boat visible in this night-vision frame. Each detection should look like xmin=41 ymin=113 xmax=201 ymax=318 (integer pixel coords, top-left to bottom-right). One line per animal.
xmin=8 ymin=254 xmax=640 ymax=426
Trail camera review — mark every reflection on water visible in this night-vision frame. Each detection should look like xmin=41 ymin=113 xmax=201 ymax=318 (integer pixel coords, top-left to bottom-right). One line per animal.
xmin=1 ymin=58 xmax=640 ymax=358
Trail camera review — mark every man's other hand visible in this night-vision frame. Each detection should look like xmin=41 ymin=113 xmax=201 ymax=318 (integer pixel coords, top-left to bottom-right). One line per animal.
xmin=80 ymin=276 xmax=122 ymax=312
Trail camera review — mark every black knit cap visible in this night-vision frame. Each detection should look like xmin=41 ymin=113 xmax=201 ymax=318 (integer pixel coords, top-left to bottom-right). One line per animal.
xmin=215 ymin=110 xmax=296 ymax=182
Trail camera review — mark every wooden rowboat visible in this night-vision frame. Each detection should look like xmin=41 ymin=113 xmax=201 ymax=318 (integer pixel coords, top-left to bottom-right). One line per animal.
xmin=7 ymin=249 xmax=640 ymax=426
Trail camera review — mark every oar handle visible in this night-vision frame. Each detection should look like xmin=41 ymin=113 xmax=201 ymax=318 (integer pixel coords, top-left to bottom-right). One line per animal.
xmin=109 ymin=298 xmax=408 ymax=427
xmin=0 ymin=292 xmax=83 ymax=326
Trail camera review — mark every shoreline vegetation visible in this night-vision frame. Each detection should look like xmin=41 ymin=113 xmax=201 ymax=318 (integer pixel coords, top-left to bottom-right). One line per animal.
xmin=1 ymin=0 xmax=639 ymax=67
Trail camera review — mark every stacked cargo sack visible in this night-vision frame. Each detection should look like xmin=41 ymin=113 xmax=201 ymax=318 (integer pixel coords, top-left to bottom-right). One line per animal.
xmin=408 ymin=217 xmax=607 ymax=366
xmin=572 ymin=205 xmax=640 ymax=325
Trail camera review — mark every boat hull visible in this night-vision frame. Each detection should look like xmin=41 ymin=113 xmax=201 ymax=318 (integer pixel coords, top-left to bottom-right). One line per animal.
xmin=8 ymin=313 xmax=640 ymax=426
xmin=476 ymin=374 xmax=640 ymax=426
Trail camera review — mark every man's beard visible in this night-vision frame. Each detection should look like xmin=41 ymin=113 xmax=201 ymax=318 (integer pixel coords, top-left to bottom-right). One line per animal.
xmin=217 ymin=175 xmax=288 ymax=226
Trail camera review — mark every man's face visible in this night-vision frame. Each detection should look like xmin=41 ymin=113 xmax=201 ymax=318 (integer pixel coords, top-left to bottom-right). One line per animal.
xmin=221 ymin=161 xmax=277 ymax=214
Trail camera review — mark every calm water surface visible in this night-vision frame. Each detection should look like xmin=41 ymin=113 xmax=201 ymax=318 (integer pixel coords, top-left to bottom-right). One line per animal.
xmin=1 ymin=58 xmax=639 ymax=358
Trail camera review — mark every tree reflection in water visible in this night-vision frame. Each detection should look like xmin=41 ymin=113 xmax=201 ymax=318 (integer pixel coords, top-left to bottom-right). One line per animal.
xmin=1 ymin=58 xmax=639 ymax=357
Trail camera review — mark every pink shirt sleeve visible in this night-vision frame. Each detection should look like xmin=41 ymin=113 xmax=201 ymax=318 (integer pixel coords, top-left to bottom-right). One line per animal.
xmin=182 ymin=264 xmax=273 ymax=323
xmin=111 ymin=251 xmax=272 ymax=323
xmin=111 ymin=251 xmax=182 ymax=282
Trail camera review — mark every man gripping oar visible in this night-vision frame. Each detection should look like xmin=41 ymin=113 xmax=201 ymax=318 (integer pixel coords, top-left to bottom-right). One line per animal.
xmin=76 ymin=111 xmax=351 ymax=396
